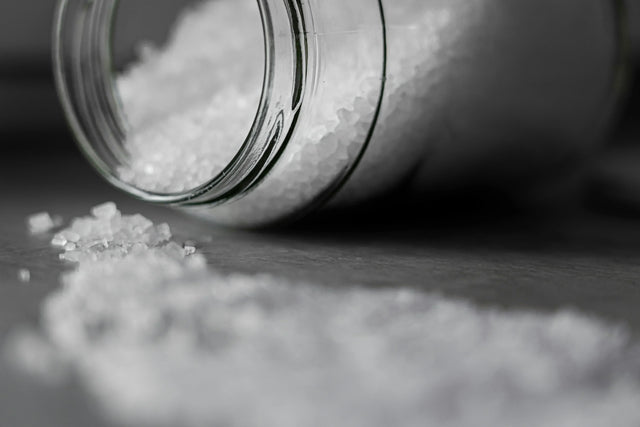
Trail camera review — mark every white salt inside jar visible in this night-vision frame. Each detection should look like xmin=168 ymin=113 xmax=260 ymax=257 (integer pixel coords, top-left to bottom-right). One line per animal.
xmin=55 ymin=0 xmax=624 ymax=226
xmin=116 ymin=0 xmax=264 ymax=193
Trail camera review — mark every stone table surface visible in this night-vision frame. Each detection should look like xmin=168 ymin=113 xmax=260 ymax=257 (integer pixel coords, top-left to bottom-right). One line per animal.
xmin=2 ymin=148 xmax=640 ymax=426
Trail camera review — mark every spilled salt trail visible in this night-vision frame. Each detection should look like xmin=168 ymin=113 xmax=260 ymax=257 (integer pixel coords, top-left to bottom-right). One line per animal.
xmin=5 ymin=202 xmax=640 ymax=427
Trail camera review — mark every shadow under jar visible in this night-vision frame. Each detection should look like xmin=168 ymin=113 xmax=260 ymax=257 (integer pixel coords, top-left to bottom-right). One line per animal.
xmin=55 ymin=0 xmax=627 ymax=227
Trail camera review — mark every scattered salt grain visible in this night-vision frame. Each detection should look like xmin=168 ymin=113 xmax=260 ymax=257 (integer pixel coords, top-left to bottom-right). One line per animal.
xmin=51 ymin=234 xmax=68 ymax=248
xmin=42 ymin=203 xmax=183 ymax=265
xmin=91 ymin=202 xmax=118 ymax=220
xmin=17 ymin=269 xmax=31 ymax=283
xmin=27 ymin=212 xmax=59 ymax=235
xmin=183 ymin=243 xmax=197 ymax=256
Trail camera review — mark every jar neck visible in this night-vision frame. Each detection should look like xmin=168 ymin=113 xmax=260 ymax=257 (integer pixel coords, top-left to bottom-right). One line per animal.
xmin=54 ymin=0 xmax=316 ymax=206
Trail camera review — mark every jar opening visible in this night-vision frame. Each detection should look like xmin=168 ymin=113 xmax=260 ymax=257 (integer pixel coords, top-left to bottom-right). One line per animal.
xmin=113 ymin=0 xmax=265 ymax=195
xmin=55 ymin=0 xmax=304 ymax=205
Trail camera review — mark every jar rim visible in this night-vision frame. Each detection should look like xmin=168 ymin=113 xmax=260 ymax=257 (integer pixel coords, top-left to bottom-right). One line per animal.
xmin=53 ymin=0 xmax=309 ymax=206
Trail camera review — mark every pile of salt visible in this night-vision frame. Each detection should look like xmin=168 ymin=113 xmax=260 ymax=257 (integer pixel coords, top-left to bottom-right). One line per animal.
xmin=7 ymin=202 xmax=640 ymax=427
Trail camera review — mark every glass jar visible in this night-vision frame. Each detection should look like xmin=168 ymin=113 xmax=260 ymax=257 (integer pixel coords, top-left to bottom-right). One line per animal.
xmin=54 ymin=0 xmax=627 ymax=227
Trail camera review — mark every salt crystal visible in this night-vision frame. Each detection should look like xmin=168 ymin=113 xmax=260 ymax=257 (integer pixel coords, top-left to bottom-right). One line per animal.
xmin=91 ymin=202 xmax=118 ymax=220
xmin=17 ymin=269 xmax=31 ymax=283
xmin=27 ymin=212 xmax=57 ymax=235
xmin=51 ymin=234 xmax=68 ymax=247
xmin=183 ymin=244 xmax=197 ymax=256
xmin=87 ymin=239 xmax=109 ymax=251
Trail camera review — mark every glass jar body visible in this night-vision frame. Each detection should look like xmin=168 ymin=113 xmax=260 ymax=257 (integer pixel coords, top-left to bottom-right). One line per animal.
xmin=55 ymin=0 xmax=625 ymax=227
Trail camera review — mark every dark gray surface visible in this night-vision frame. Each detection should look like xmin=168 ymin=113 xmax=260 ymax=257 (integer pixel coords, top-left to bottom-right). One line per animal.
xmin=2 ymin=148 xmax=640 ymax=426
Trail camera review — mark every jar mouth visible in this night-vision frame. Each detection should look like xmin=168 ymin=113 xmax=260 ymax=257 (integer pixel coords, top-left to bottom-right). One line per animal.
xmin=54 ymin=0 xmax=306 ymax=206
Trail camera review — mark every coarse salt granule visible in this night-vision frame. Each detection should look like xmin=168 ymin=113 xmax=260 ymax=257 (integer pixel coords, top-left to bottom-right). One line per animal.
xmin=17 ymin=269 xmax=31 ymax=283
xmin=91 ymin=202 xmax=118 ymax=220
xmin=51 ymin=235 xmax=68 ymax=248
xmin=27 ymin=212 xmax=62 ymax=235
